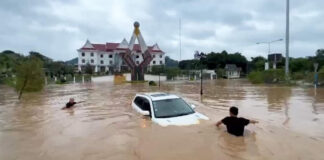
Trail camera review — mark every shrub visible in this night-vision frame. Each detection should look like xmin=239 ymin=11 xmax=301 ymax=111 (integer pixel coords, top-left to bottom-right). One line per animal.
xmin=248 ymin=71 xmax=263 ymax=84
xmin=248 ymin=69 xmax=285 ymax=84
xmin=149 ymin=81 xmax=157 ymax=86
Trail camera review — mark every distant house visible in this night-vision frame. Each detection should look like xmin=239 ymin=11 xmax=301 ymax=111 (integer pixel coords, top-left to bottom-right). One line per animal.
xmin=224 ymin=64 xmax=241 ymax=79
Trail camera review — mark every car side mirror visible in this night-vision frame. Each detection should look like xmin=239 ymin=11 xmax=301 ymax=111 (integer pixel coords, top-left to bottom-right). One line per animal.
xmin=140 ymin=110 xmax=150 ymax=116
xmin=191 ymin=104 xmax=196 ymax=110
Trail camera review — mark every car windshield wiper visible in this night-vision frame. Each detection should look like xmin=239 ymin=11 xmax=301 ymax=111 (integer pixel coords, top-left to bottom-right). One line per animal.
xmin=158 ymin=112 xmax=193 ymax=118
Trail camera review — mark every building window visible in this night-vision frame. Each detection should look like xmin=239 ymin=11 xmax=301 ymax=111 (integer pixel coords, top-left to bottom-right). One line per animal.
xmin=153 ymin=61 xmax=156 ymax=64
xmin=136 ymin=55 xmax=139 ymax=58
xmin=100 ymin=54 xmax=103 ymax=58
xmin=100 ymin=60 xmax=104 ymax=64
xmin=160 ymin=61 xmax=163 ymax=65
xmin=91 ymin=52 xmax=94 ymax=57
xmin=160 ymin=55 xmax=162 ymax=58
xmin=82 ymin=59 xmax=85 ymax=63
xmin=109 ymin=54 xmax=113 ymax=58
xmin=91 ymin=59 xmax=94 ymax=63
xmin=153 ymin=55 xmax=155 ymax=58
xmin=109 ymin=60 xmax=113 ymax=64
xmin=82 ymin=52 xmax=85 ymax=56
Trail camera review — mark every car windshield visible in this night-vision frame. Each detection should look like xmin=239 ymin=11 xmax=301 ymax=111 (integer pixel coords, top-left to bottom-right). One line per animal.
xmin=152 ymin=98 xmax=195 ymax=118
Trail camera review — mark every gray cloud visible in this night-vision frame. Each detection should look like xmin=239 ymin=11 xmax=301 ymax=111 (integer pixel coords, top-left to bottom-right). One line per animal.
xmin=0 ymin=0 xmax=323 ymax=61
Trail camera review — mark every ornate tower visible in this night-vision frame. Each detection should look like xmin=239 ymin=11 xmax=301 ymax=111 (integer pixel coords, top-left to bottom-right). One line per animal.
xmin=118 ymin=22 xmax=153 ymax=81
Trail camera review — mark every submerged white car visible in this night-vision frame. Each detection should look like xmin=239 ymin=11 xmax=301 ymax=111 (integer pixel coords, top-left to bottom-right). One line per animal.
xmin=132 ymin=92 xmax=209 ymax=127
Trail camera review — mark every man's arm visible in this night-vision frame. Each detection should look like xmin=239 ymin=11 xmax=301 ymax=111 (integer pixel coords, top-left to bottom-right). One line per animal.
xmin=216 ymin=120 xmax=223 ymax=127
xmin=249 ymin=119 xmax=258 ymax=124
xmin=76 ymin=101 xmax=85 ymax=104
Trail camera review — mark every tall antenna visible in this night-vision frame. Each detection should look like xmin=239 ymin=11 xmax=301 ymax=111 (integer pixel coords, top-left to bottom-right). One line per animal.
xmin=179 ymin=18 xmax=182 ymax=61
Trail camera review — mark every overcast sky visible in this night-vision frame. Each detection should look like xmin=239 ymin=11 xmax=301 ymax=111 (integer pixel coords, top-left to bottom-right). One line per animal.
xmin=0 ymin=0 xmax=323 ymax=61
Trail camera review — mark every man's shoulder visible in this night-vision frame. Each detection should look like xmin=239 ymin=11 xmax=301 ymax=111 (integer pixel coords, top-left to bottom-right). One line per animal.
xmin=222 ymin=116 xmax=231 ymax=120
xmin=238 ymin=117 xmax=249 ymax=120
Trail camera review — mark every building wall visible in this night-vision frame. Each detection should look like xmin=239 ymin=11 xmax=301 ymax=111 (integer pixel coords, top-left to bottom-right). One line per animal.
xmin=150 ymin=53 xmax=165 ymax=65
xmin=78 ymin=50 xmax=165 ymax=72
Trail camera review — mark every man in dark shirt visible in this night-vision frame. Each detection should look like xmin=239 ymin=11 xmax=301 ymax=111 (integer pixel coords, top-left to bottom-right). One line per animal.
xmin=62 ymin=98 xmax=82 ymax=109
xmin=216 ymin=106 xmax=258 ymax=136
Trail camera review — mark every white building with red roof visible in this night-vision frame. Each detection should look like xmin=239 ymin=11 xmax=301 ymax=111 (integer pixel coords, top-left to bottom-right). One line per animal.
xmin=77 ymin=39 xmax=165 ymax=73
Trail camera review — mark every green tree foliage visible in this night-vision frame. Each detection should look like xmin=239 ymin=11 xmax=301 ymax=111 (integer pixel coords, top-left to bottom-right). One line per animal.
xmin=15 ymin=57 xmax=45 ymax=99
xmin=150 ymin=65 xmax=165 ymax=75
xmin=179 ymin=59 xmax=200 ymax=70
xmin=248 ymin=69 xmax=285 ymax=84
xmin=250 ymin=56 xmax=266 ymax=71
xmin=84 ymin=63 xmax=93 ymax=75
xmin=315 ymin=49 xmax=324 ymax=69
xmin=165 ymin=67 xmax=180 ymax=80
xmin=179 ymin=50 xmax=247 ymax=72
xmin=290 ymin=58 xmax=312 ymax=72
xmin=45 ymin=61 xmax=74 ymax=77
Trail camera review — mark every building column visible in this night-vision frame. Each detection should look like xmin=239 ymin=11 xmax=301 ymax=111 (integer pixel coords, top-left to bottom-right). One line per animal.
xmin=95 ymin=65 xmax=98 ymax=72
xmin=78 ymin=65 xmax=81 ymax=71
xmin=105 ymin=66 xmax=109 ymax=72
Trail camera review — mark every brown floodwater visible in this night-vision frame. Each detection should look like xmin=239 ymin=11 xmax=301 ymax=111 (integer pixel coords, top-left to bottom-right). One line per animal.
xmin=0 ymin=79 xmax=324 ymax=160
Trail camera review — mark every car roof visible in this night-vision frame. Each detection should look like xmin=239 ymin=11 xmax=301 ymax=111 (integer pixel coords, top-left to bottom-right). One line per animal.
xmin=136 ymin=92 xmax=179 ymax=101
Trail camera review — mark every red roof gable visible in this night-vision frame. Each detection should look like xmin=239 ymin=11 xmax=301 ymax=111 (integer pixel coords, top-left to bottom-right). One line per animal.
xmin=80 ymin=42 xmax=163 ymax=53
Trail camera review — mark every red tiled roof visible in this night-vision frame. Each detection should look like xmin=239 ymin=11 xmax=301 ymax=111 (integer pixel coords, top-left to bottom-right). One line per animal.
xmin=80 ymin=42 xmax=163 ymax=53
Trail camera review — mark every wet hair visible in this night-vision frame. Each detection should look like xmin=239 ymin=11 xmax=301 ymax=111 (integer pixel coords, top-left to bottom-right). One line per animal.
xmin=230 ymin=106 xmax=238 ymax=116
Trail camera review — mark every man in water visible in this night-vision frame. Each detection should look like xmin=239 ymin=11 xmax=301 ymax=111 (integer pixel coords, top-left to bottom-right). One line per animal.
xmin=62 ymin=98 xmax=82 ymax=109
xmin=216 ymin=106 xmax=258 ymax=136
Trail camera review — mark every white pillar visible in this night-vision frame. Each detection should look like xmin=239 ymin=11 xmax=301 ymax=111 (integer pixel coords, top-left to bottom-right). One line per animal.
xmin=265 ymin=62 xmax=269 ymax=70
xmin=95 ymin=66 xmax=98 ymax=72
xmin=82 ymin=75 xmax=85 ymax=83
xmin=73 ymin=76 xmax=76 ymax=83
xmin=54 ymin=76 xmax=57 ymax=82
xmin=210 ymin=73 xmax=213 ymax=80
xmin=194 ymin=75 xmax=197 ymax=80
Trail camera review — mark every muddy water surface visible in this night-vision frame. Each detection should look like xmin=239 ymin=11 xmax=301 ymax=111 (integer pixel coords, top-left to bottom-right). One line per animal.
xmin=0 ymin=79 xmax=324 ymax=160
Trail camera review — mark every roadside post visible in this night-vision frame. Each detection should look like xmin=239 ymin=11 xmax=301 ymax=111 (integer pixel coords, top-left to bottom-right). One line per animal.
xmin=314 ymin=63 xmax=319 ymax=89
xmin=159 ymin=73 xmax=161 ymax=89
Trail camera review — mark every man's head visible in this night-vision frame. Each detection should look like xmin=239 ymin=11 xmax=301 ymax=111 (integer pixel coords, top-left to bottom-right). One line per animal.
xmin=229 ymin=106 xmax=238 ymax=117
xmin=69 ymin=98 xmax=75 ymax=103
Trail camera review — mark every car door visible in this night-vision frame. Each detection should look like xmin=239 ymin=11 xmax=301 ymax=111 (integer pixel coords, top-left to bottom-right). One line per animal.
xmin=133 ymin=96 xmax=151 ymax=117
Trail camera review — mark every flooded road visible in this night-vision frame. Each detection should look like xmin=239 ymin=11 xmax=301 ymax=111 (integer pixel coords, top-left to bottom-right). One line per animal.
xmin=0 ymin=79 xmax=324 ymax=160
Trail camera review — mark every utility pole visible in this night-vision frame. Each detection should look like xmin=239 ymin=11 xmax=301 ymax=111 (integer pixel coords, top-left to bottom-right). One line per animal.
xmin=285 ymin=0 xmax=290 ymax=78
xmin=179 ymin=18 xmax=182 ymax=61
xmin=200 ymin=67 xmax=203 ymax=95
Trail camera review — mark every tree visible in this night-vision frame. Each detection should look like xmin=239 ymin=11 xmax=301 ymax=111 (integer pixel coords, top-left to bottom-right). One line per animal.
xmin=250 ymin=56 xmax=266 ymax=71
xmin=290 ymin=58 xmax=312 ymax=72
xmin=15 ymin=57 xmax=45 ymax=99
xmin=150 ymin=65 xmax=165 ymax=75
xmin=84 ymin=63 xmax=93 ymax=75
xmin=166 ymin=67 xmax=180 ymax=79
xmin=316 ymin=49 xmax=324 ymax=57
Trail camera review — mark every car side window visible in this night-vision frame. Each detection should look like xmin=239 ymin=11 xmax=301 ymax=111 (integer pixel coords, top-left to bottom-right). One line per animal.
xmin=134 ymin=97 xmax=143 ymax=108
xmin=142 ymin=98 xmax=151 ymax=111
xmin=134 ymin=96 xmax=151 ymax=112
